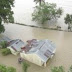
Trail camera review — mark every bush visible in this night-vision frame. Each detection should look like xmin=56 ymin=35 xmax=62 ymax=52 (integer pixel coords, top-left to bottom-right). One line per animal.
xmin=7 ymin=67 xmax=16 ymax=72
xmin=22 ymin=61 xmax=30 ymax=72
xmin=0 ymin=64 xmax=16 ymax=72
xmin=0 ymin=41 xmax=8 ymax=48
xmin=1 ymin=48 xmax=11 ymax=56
xmin=51 ymin=66 xmax=65 ymax=72
xmin=0 ymin=64 xmax=7 ymax=72
xmin=68 ymin=65 xmax=72 ymax=72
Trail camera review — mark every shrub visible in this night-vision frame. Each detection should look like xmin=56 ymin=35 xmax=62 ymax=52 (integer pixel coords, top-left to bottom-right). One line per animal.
xmin=0 ymin=41 xmax=8 ymax=48
xmin=68 ymin=65 xmax=72 ymax=72
xmin=1 ymin=48 xmax=11 ymax=56
xmin=22 ymin=61 xmax=30 ymax=72
xmin=7 ymin=67 xmax=16 ymax=72
xmin=51 ymin=66 xmax=65 ymax=72
xmin=0 ymin=64 xmax=16 ymax=72
xmin=0 ymin=64 xmax=7 ymax=72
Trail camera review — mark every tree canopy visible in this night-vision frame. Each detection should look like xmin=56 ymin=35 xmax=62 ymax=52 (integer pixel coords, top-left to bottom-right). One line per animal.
xmin=32 ymin=2 xmax=63 ymax=24
xmin=64 ymin=14 xmax=72 ymax=30
xmin=0 ymin=0 xmax=14 ymax=33
xmin=34 ymin=0 xmax=45 ymax=6
xmin=64 ymin=14 xmax=72 ymax=24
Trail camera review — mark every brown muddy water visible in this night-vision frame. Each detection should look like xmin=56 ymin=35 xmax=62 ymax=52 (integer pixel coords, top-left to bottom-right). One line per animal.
xmin=0 ymin=24 xmax=72 ymax=72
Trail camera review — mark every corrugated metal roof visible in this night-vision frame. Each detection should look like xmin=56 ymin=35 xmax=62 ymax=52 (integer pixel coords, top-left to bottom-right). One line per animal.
xmin=35 ymin=50 xmax=49 ymax=62
xmin=8 ymin=39 xmax=25 ymax=51
xmin=27 ymin=39 xmax=56 ymax=62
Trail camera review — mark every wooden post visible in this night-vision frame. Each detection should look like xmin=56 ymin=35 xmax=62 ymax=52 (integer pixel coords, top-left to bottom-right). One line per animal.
xmin=44 ymin=62 xmax=46 ymax=67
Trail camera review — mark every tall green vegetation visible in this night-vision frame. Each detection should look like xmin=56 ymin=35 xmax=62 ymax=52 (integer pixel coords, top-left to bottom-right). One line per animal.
xmin=0 ymin=64 xmax=16 ymax=72
xmin=0 ymin=0 xmax=14 ymax=33
xmin=22 ymin=62 xmax=30 ymax=72
xmin=64 ymin=14 xmax=72 ymax=31
xmin=32 ymin=2 xmax=62 ymax=24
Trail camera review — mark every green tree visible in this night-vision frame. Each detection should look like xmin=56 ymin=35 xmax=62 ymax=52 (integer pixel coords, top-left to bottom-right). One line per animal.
xmin=32 ymin=2 xmax=62 ymax=24
xmin=0 ymin=20 xmax=5 ymax=33
xmin=0 ymin=0 xmax=14 ymax=33
xmin=34 ymin=0 xmax=45 ymax=6
xmin=64 ymin=14 xmax=72 ymax=31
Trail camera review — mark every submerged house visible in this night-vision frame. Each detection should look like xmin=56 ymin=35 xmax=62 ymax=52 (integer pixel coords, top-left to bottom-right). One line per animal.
xmin=7 ymin=39 xmax=25 ymax=55
xmin=20 ymin=39 xmax=56 ymax=67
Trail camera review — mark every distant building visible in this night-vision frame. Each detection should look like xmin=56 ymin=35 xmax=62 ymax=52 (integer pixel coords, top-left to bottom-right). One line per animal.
xmin=20 ymin=39 xmax=56 ymax=67
xmin=7 ymin=39 xmax=25 ymax=55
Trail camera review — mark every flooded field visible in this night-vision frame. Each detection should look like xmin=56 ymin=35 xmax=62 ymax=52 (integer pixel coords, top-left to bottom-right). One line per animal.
xmin=0 ymin=24 xmax=72 ymax=72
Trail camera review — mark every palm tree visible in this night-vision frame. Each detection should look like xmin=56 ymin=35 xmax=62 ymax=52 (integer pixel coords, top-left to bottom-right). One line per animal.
xmin=34 ymin=0 xmax=45 ymax=6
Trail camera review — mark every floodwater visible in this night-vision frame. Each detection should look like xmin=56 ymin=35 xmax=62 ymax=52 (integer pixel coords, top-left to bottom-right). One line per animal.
xmin=0 ymin=0 xmax=72 ymax=71
xmin=12 ymin=0 xmax=72 ymax=30
xmin=0 ymin=24 xmax=72 ymax=72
